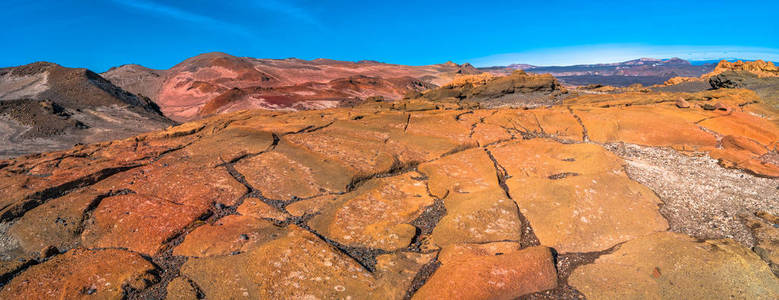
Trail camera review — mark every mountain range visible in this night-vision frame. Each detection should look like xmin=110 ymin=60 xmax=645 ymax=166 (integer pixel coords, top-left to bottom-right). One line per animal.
xmin=102 ymin=52 xmax=480 ymax=122
xmin=481 ymin=57 xmax=717 ymax=86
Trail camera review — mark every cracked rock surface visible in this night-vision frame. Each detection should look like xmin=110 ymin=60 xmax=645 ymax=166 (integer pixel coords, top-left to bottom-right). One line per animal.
xmin=0 ymin=86 xmax=778 ymax=299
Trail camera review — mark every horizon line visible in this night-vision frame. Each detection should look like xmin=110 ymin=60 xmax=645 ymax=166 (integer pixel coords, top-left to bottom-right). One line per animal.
xmin=3 ymin=51 xmax=777 ymax=73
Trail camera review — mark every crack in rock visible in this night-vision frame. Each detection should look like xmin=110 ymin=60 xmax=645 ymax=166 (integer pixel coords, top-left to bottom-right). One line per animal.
xmin=566 ymin=107 xmax=589 ymax=142
xmin=484 ymin=148 xmax=540 ymax=248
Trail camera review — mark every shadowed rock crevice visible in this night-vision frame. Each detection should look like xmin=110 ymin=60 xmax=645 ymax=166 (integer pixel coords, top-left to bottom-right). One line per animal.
xmin=484 ymin=147 xmax=540 ymax=248
xmin=548 ymin=172 xmax=580 ymax=180
xmin=566 ymin=107 xmax=589 ymax=142
xmin=492 ymin=117 xmax=578 ymax=145
xmin=454 ymin=110 xmax=474 ymax=121
xmin=294 ymin=222 xmax=390 ymax=273
xmin=346 ymin=157 xmax=419 ymax=192
xmin=286 ymin=120 xmax=335 ymax=135
xmin=75 ymin=188 xmax=135 ymax=236
xmin=222 ymin=132 xmax=280 ymax=164
xmin=408 ymin=198 xmax=447 ymax=252
xmin=402 ymin=254 xmax=441 ymax=300
xmin=123 ymin=209 xmax=210 ymax=300
xmin=436 ymin=144 xmax=477 ymax=159
xmin=0 ymin=164 xmax=143 ymax=222
xmin=521 ymin=244 xmax=621 ymax=299
xmin=0 ymin=256 xmax=38 ymax=288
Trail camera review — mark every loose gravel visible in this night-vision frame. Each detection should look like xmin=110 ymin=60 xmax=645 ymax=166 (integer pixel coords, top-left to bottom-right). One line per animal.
xmin=605 ymin=142 xmax=779 ymax=247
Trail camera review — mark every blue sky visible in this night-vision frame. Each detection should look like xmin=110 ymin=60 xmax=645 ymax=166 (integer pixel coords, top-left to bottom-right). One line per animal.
xmin=1 ymin=0 xmax=777 ymax=71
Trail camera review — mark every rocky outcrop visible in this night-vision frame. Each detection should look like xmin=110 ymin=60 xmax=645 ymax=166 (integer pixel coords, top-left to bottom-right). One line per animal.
xmin=0 ymin=86 xmax=777 ymax=299
xmin=664 ymin=75 xmax=700 ymax=85
xmin=709 ymin=71 xmax=779 ymax=109
xmin=662 ymin=60 xmax=779 ymax=88
xmin=706 ymin=60 xmax=779 ymax=78
xmin=419 ymin=70 xmax=568 ymax=108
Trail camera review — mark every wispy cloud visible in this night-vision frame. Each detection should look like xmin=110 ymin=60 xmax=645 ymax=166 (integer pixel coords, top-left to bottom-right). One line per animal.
xmin=469 ymin=45 xmax=779 ymax=67
xmin=250 ymin=0 xmax=322 ymax=28
xmin=110 ymin=0 xmax=251 ymax=36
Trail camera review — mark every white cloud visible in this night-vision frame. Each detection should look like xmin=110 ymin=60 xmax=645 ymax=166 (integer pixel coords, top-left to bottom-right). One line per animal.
xmin=251 ymin=0 xmax=321 ymax=27
xmin=469 ymin=44 xmax=779 ymax=67
xmin=110 ymin=0 xmax=252 ymax=36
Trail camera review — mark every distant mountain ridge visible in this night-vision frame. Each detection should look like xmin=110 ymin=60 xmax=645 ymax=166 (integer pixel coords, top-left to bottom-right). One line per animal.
xmin=480 ymin=58 xmax=717 ymax=86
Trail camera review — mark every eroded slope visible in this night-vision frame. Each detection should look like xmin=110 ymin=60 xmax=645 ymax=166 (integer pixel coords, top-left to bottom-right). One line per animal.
xmin=0 ymin=62 xmax=174 ymax=158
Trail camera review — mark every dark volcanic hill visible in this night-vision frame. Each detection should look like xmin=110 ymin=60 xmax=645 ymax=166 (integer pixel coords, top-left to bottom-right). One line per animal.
xmin=103 ymin=52 xmax=479 ymax=122
xmin=482 ymin=58 xmax=716 ymax=87
xmin=0 ymin=62 xmax=174 ymax=158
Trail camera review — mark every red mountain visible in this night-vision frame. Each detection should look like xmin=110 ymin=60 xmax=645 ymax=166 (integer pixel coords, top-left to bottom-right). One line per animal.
xmin=103 ymin=52 xmax=479 ymax=122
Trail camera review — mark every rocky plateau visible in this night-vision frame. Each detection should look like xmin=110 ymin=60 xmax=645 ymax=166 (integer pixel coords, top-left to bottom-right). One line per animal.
xmin=0 ymin=58 xmax=778 ymax=299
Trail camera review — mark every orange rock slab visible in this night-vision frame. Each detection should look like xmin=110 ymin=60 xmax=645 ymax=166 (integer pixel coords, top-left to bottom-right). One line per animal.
xmin=81 ymin=193 xmax=207 ymax=256
xmin=419 ymin=148 xmax=522 ymax=246
xmin=490 ymin=139 xmax=668 ymax=253
xmin=173 ymin=215 xmax=287 ymax=257
xmin=569 ymin=232 xmax=779 ymax=299
xmin=308 ymin=172 xmax=433 ymax=251
xmin=698 ymin=111 xmax=779 ymax=147
xmin=181 ymin=225 xmax=430 ymax=299
xmin=0 ymin=248 xmax=156 ymax=299
xmin=9 ymin=188 xmax=103 ymax=255
xmin=235 ymin=139 xmax=354 ymax=201
xmin=576 ymin=105 xmax=717 ymax=150
xmin=414 ymin=244 xmax=558 ymax=300
xmin=104 ymin=153 xmax=247 ymax=209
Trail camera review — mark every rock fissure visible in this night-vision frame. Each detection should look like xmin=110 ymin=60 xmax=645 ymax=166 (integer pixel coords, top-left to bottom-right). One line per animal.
xmin=286 ymin=120 xmax=336 ymax=135
xmin=183 ymin=275 xmax=207 ymax=299
xmin=402 ymin=253 xmax=441 ymax=300
xmin=566 ymin=107 xmax=590 ymax=142
xmin=345 ymin=158 xmax=419 ymax=192
xmin=454 ymin=111 xmax=474 ymax=121
xmin=520 ymin=243 xmax=621 ymax=299
xmin=547 ymin=172 xmax=580 ymax=180
xmin=484 ymin=147 xmax=540 ymax=248
xmin=0 ymin=164 xmax=143 ymax=222
xmin=75 ymin=188 xmax=135 ymax=236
